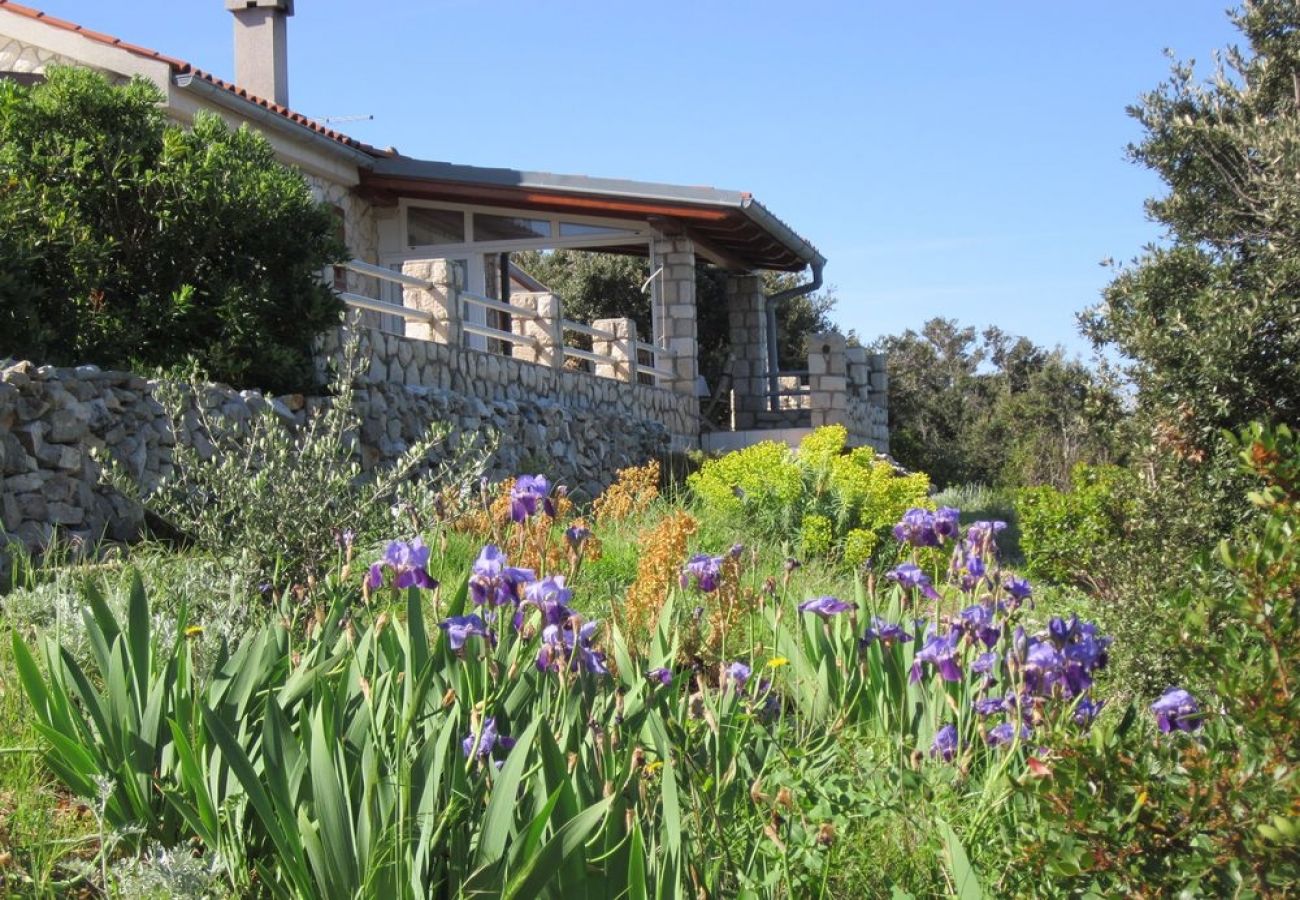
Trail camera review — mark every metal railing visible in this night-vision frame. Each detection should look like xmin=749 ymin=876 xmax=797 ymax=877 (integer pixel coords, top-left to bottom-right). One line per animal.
xmin=338 ymin=259 xmax=676 ymax=387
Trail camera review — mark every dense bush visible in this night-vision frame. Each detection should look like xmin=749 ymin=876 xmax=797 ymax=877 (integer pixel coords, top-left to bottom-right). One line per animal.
xmin=0 ymin=67 xmax=344 ymax=391
xmin=1013 ymin=424 xmax=1300 ymax=894
xmin=1017 ymin=464 xmax=1135 ymax=587
xmin=687 ymin=425 xmax=930 ymax=562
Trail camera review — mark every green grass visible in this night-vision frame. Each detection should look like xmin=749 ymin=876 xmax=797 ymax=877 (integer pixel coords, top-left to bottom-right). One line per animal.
xmin=0 ymin=631 xmax=100 ymax=896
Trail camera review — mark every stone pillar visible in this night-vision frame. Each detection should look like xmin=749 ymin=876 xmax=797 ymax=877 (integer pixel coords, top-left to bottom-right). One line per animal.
xmin=650 ymin=233 xmax=698 ymax=400
xmin=724 ymin=273 xmax=769 ymax=428
xmin=592 ymin=317 xmax=639 ymax=382
xmin=806 ymin=331 xmax=848 ymax=428
xmin=510 ymin=291 xmax=564 ymax=369
xmin=401 ymin=259 xmax=461 ymax=345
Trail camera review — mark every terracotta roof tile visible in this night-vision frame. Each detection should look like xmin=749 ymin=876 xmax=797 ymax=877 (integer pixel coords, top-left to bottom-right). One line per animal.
xmin=0 ymin=0 xmax=381 ymax=156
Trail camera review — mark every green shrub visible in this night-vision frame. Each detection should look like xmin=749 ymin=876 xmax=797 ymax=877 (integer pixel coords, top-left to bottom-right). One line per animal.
xmin=106 ymin=342 xmax=487 ymax=583
xmin=1016 ymin=463 xmax=1134 ymax=586
xmin=0 ymin=67 xmax=344 ymax=392
xmin=1013 ymin=424 xmax=1300 ymax=895
xmin=687 ymin=425 xmax=930 ymax=563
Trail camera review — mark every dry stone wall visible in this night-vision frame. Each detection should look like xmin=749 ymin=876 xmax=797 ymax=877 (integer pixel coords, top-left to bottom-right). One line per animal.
xmin=1 ymin=329 xmax=678 ymax=566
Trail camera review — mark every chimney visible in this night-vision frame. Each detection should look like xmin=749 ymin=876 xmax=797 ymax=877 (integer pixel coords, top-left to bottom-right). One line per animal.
xmin=225 ymin=0 xmax=293 ymax=107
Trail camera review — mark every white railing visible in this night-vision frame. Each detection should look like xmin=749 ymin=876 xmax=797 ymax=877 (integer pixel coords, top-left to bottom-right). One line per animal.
xmin=338 ymin=259 xmax=676 ymax=387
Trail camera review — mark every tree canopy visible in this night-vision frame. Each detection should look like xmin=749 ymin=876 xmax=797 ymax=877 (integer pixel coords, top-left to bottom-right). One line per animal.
xmin=0 ymin=67 xmax=343 ymax=391
xmin=875 ymin=318 xmax=1123 ymax=489
xmin=1081 ymin=0 xmax=1300 ymax=456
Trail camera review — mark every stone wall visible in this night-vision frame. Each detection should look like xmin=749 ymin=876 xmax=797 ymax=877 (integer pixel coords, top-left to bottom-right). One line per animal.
xmin=806 ymin=333 xmax=889 ymax=453
xmin=320 ymin=326 xmax=699 ymax=448
xmin=1 ymin=339 xmax=676 ymax=564
xmin=0 ymin=35 xmax=80 ymax=75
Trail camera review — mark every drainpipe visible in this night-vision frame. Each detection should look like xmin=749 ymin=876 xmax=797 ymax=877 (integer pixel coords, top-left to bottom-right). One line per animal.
xmin=765 ymin=256 xmax=824 ymax=411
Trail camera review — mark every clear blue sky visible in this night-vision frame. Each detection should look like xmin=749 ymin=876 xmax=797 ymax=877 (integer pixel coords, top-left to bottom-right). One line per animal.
xmin=32 ymin=1 xmax=1242 ymax=358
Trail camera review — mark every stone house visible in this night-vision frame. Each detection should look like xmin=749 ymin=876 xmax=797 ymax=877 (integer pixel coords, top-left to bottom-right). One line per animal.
xmin=0 ymin=0 xmax=887 ymax=455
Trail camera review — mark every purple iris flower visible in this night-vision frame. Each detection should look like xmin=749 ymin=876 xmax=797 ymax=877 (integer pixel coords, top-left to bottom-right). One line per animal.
xmin=1004 ymin=576 xmax=1033 ymax=602
xmin=468 ymin=545 xmax=534 ymax=607
xmin=798 ymin=595 xmax=856 ymax=619
xmin=957 ymin=605 xmax=1001 ymax=648
xmin=973 ymin=696 xmax=1007 ymax=716
xmin=367 ymin=538 xmax=438 ymax=590
xmin=462 ymin=717 xmax=516 ymax=758
xmin=971 ymin=651 xmax=999 ymax=675
xmin=986 ymin=721 xmax=1032 ymax=747
xmin=1150 ymin=687 xmax=1201 ymax=733
xmin=438 ymin=614 xmax=490 ymax=651
xmin=536 ymin=621 xmax=608 ymax=676
xmin=1048 ymin=616 xmax=1079 ymax=646
xmin=564 ymin=525 xmax=591 ymax=548
xmin=935 ymin=507 xmax=961 ymax=540
xmin=1023 ymin=641 xmax=1065 ymax=695
xmin=1073 ymin=696 xmax=1105 ymax=726
xmin=647 ymin=667 xmax=673 ymax=687
xmin=680 ymin=554 xmax=724 ymax=593
xmin=516 ymin=575 xmax=575 ymax=628
xmin=930 ymin=724 xmax=958 ymax=761
xmin=886 ymin=562 xmax=941 ymax=601
xmin=911 ymin=632 xmax=962 ymax=683
xmin=510 ymin=475 xmax=556 ymax=522
xmin=893 ymin=508 xmax=940 ymax=548
xmin=861 ymin=616 xmax=913 ymax=647
xmin=964 ymin=520 xmax=1008 ymax=559
xmin=729 ymin=543 xmax=746 ymax=558
xmin=727 ymin=661 xmax=752 ymax=688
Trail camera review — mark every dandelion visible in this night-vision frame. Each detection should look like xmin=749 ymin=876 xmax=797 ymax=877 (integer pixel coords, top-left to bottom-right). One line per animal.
xmin=766 ymin=657 xmax=791 ymax=668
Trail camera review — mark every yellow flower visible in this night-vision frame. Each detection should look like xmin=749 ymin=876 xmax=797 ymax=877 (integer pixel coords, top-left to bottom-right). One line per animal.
xmin=767 ymin=657 xmax=790 ymax=668
xmin=184 ymin=625 xmax=204 ymax=638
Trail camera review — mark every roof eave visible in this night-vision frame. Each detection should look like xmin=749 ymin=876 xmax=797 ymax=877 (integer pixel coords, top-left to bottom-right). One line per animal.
xmin=173 ymin=72 xmax=378 ymax=168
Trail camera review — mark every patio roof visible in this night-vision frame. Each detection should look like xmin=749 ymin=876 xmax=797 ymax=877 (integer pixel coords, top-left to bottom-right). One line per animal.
xmin=361 ymin=157 xmax=824 ymax=273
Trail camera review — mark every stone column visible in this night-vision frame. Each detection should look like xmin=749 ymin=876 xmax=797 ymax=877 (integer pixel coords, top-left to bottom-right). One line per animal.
xmin=725 ymin=273 xmax=768 ymax=428
xmin=510 ymin=291 xmax=564 ymax=369
xmin=592 ymin=317 xmax=639 ymax=382
xmin=650 ymin=233 xmax=698 ymax=400
xmin=401 ymin=259 xmax=461 ymax=344
xmin=806 ymin=331 xmax=848 ymax=428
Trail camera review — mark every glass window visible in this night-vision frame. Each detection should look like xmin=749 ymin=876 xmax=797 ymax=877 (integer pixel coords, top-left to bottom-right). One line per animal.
xmin=474 ymin=214 xmax=551 ymax=241
xmin=558 ymin=221 xmax=633 ymax=238
xmin=407 ymin=207 xmax=465 ymax=246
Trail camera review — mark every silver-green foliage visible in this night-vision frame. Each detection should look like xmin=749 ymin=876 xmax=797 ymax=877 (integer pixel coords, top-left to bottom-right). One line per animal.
xmin=108 ymin=341 xmax=488 ymax=581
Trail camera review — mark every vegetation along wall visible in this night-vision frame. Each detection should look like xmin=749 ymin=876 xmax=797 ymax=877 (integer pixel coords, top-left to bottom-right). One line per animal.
xmin=0 ymin=325 xmax=679 ymax=562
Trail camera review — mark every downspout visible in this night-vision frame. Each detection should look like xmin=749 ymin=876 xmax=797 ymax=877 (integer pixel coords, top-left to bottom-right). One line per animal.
xmin=765 ymin=256 xmax=824 ymax=411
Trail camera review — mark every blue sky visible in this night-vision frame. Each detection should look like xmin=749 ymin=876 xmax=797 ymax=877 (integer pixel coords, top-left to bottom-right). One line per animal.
xmin=32 ymin=1 xmax=1241 ymax=358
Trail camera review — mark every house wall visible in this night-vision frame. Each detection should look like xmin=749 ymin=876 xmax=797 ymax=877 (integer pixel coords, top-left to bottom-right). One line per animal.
xmin=0 ymin=33 xmax=79 ymax=73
